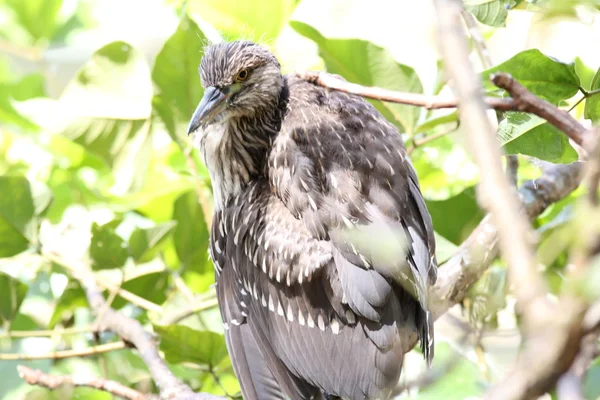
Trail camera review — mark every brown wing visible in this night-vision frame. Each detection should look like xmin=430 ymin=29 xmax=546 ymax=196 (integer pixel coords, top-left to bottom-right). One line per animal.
xmin=212 ymin=75 xmax=437 ymax=400
xmin=212 ymin=179 xmax=407 ymax=399
xmin=268 ymin=75 xmax=437 ymax=363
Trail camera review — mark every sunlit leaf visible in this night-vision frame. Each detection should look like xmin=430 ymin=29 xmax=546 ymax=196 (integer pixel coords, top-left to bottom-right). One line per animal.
xmin=173 ymin=190 xmax=209 ymax=269
xmin=0 ymin=272 xmax=29 ymax=325
xmin=152 ymin=16 xmax=206 ymax=142
xmin=416 ymin=342 xmax=485 ymax=399
xmin=482 ymin=49 xmax=580 ymax=103
xmin=129 ymin=221 xmax=177 ymax=263
xmin=574 ymin=57 xmax=596 ymax=91
xmin=89 ymin=222 xmax=129 ymax=270
xmin=153 ymin=324 xmax=228 ymax=366
xmin=415 ymin=112 xmax=459 ymax=135
xmin=111 ymin=271 xmax=169 ymax=309
xmin=0 ymin=73 xmax=46 ymax=131
xmin=0 ymin=176 xmax=51 ymax=256
xmin=48 ymin=279 xmax=87 ymax=328
xmin=189 ymin=0 xmax=299 ymax=42
xmin=435 ymin=232 xmax=458 ymax=264
xmin=498 ymin=112 xmax=578 ymax=163
xmin=584 ymin=67 xmax=600 ymax=124
xmin=426 ymin=186 xmax=485 ymax=245
xmin=465 ymin=0 xmax=510 ymax=27
xmin=291 ymin=21 xmax=424 ymax=134
xmin=60 ymin=41 xmax=152 ymax=120
xmin=584 ymin=356 xmax=600 ymax=400
xmin=5 ymin=0 xmax=62 ymax=41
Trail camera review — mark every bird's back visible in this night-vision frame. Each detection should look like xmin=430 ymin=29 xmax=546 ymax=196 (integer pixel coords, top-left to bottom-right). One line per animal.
xmin=211 ymin=74 xmax=437 ymax=400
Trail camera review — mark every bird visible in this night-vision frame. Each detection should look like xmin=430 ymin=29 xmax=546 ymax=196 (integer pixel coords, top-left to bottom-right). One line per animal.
xmin=187 ymin=40 xmax=438 ymax=400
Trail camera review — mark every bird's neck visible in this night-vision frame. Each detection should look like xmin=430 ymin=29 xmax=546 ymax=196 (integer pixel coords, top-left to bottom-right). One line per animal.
xmin=198 ymin=90 xmax=287 ymax=211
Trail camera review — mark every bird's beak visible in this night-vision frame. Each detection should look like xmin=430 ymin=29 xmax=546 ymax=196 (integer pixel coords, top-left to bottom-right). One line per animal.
xmin=187 ymin=86 xmax=230 ymax=135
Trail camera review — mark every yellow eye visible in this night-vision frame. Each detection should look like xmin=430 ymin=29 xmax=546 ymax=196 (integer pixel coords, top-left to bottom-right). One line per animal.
xmin=236 ymin=69 xmax=249 ymax=82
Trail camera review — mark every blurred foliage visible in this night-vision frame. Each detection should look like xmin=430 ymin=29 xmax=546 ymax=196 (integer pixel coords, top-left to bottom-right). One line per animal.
xmin=0 ymin=0 xmax=599 ymax=399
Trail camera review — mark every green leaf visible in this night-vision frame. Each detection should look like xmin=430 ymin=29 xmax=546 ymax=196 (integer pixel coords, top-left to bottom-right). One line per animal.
xmin=129 ymin=221 xmax=177 ymax=263
xmin=48 ymin=279 xmax=88 ymax=328
xmin=482 ymin=49 xmax=581 ymax=103
xmin=584 ymin=356 xmax=600 ymax=400
xmin=173 ymin=190 xmax=209 ymax=269
xmin=153 ymin=324 xmax=228 ymax=366
xmin=0 ymin=176 xmax=51 ymax=257
xmin=152 ymin=16 xmax=206 ymax=141
xmin=5 ymin=0 xmax=63 ymax=41
xmin=0 ymin=73 xmax=46 ymax=131
xmin=574 ymin=57 xmax=595 ymax=91
xmin=189 ymin=0 xmax=299 ymax=42
xmin=0 ymin=272 xmax=29 ymax=325
xmin=498 ymin=112 xmax=578 ymax=163
xmin=434 ymin=232 xmax=458 ymax=264
xmin=291 ymin=21 xmax=424 ymax=134
xmin=89 ymin=222 xmax=129 ymax=270
xmin=465 ymin=0 xmax=510 ymax=27
xmin=415 ymin=112 xmax=458 ymax=134
xmin=584 ymin=68 xmax=600 ymax=124
xmin=416 ymin=342 xmax=485 ymax=399
xmin=60 ymin=41 xmax=152 ymax=120
xmin=111 ymin=271 xmax=169 ymax=309
xmin=426 ymin=186 xmax=486 ymax=245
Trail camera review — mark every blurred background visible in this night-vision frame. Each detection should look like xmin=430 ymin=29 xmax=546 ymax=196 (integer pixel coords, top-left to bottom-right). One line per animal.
xmin=1 ymin=0 xmax=600 ymax=399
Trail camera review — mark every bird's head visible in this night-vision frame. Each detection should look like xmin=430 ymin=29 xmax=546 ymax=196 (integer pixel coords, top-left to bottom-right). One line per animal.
xmin=187 ymin=41 xmax=283 ymax=135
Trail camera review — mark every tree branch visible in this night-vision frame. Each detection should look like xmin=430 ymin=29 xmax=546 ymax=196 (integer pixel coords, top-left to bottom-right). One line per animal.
xmin=18 ymin=365 xmax=157 ymax=400
xmin=0 ymin=341 xmax=126 ymax=361
xmin=429 ymin=161 xmax=583 ymax=320
xmin=295 ymin=70 xmax=516 ymax=111
xmin=491 ymin=73 xmax=588 ymax=147
xmin=41 ymin=252 xmax=226 ymax=400
xmin=434 ymin=0 xmax=545 ymax=326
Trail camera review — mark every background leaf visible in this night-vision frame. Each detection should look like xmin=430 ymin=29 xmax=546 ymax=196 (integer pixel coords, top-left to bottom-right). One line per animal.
xmin=482 ymin=49 xmax=581 ymax=103
xmin=188 ymin=0 xmax=299 ymax=42
xmin=0 ymin=272 xmax=29 ymax=325
xmin=498 ymin=113 xmax=578 ymax=162
xmin=173 ymin=190 xmax=209 ymax=270
xmin=291 ymin=21 xmax=424 ymax=134
xmin=153 ymin=324 xmax=228 ymax=367
xmin=584 ymin=68 xmax=600 ymax=124
xmin=89 ymin=222 xmax=129 ymax=270
xmin=465 ymin=0 xmax=511 ymax=27
xmin=152 ymin=16 xmax=206 ymax=141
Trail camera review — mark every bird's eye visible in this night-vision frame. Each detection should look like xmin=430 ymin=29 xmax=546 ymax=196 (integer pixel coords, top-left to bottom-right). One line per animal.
xmin=236 ymin=69 xmax=249 ymax=82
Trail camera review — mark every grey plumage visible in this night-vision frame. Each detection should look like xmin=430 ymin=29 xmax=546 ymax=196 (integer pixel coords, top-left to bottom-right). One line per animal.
xmin=188 ymin=41 xmax=437 ymax=400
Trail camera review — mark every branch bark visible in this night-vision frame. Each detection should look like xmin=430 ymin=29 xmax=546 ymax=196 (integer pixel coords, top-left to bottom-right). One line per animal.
xmin=434 ymin=0 xmax=545 ymax=327
xmin=44 ymin=252 xmax=226 ymax=400
xmin=18 ymin=365 xmax=158 ymax=400
xmin=296 ymin=70 xmax=516 ymax=111
xmin=492 ymin=73 xmax=588 ymax=147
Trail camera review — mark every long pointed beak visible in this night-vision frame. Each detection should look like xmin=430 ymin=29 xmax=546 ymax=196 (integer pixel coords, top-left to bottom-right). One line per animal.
xmin=187 ymin=86 xmax=229 ymax=135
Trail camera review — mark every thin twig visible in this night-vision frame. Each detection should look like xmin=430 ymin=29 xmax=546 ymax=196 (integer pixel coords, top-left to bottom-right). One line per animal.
xmin=48 ymin=253 xmax=226 ymax=400
xmin=45 ymin=252 xmax=163 ymax=314
xmin=0 ymin=326 xmax=96 ymax=339
xmin=158 ymin=296 xmax=219 ymax=325
xmin=462 ymin=11 xmax=520 ymax=186
xmin=17 ymin=365 xmax=157 ymax=400
xmin=462 ymin=10 xmax=494 ymax=68
xmin=296 ymin=70 xmax=517 ymax=111
xmin=0 ymin=341 xmax=126 ymax=361
xmin=406 ymin=122 xmax=460 ymax=154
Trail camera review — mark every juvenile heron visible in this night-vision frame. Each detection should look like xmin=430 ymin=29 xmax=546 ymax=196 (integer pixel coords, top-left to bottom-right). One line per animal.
xmin=188 ymin=41 xmax=437 ymax=400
